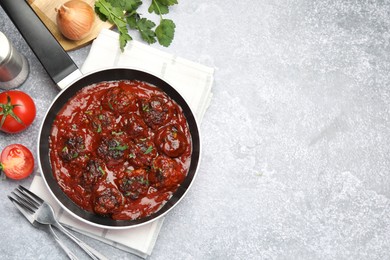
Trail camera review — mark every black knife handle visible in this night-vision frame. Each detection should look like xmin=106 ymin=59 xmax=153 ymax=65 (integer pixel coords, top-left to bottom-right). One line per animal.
xmin=0 ymin=0 xmax=79 ymax=85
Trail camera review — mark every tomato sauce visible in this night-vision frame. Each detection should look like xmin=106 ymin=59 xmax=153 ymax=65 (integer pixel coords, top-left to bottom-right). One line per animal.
xmin=49 ymin=80 xmax=192 ymax=220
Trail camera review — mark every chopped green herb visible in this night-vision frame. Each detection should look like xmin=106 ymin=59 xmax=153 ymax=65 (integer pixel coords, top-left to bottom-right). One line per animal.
xmin=109 ymin=144 xmax=129 ymax=151
xmin=144 ymin=145 xmax=153 ymax=154
xmin=139 ymin=178 xmax=149 ymax=185
xmin=124 ymin=178 xmax=133 ymax=186
xmin=108 ymin=100 xmax=114 ymax=110
xmin=98 ymin=165 xmax=106 ymax=176
xmin=142 ymin=104 xmax=150 ymax=112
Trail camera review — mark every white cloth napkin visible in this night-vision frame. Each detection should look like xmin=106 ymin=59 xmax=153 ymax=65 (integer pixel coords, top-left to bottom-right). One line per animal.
xmin=29 ymin=28 xmax=214 ymax=258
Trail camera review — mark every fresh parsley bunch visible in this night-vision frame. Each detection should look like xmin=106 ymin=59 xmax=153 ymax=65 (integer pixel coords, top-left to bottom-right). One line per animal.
xmin=95 ymin=0 xmax=177 ymax=51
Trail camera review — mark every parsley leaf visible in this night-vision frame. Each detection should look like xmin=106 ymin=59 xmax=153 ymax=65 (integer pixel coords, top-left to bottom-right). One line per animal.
xmin=95 ymin=0 xmax=132 ymax=51
xmin=136 ymin=18 xmax=157 ymax=44
xmin=119 ymin=0 xmax=142 ymax=12
xmin=94 ymin=0 xmax=178 ymax=50
xmin=119 ymin=29 xmax=132 ymax=51
xmin=156 ymin=19 xmax=175 ymax=47
xmin=148 ymin=1 xmax=169 ymax=15
xmin=159 ymin=0 xmax=178 ymax=5
xmin=127 ymin=13 xmax=139 ymax=29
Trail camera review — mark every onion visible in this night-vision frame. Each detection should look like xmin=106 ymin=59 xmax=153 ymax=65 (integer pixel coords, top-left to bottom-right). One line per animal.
xmin=56 ymin=0 xmax=95 ymax=41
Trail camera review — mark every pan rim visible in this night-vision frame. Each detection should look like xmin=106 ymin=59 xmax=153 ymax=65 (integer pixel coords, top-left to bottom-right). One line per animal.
xmin=37 ymin=67 xmax=202 ymax=229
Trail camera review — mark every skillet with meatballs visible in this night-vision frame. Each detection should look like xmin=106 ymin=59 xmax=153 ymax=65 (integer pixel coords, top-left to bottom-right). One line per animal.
xmin=49 ymin=80 xmax=192 ymax=220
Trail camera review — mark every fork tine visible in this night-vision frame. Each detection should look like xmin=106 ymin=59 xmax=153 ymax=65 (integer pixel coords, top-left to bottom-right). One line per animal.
xmin=18 ymin=185 xmax=44 ymax=204
xmin=15 ymin=186 xmax=41 ymax=208
xmin=8 ymin=195 xmax=35 ymax=223
xmin=11 ymin=191 xmax=37 ymax=213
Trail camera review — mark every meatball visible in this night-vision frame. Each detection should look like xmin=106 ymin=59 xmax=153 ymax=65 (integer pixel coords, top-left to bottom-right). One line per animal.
xmin=128 ymin=138 xmax=157 ymax=167
xmin=82 ymin=160 xmax=106 ymax=187
xmin=155 ymin=125 xmax=189 ymax=157
xmin=149 ymin=156 xmax=185 ymax=189
xmin=86 ymin=110 xmax=116 ymax=134
xmin=101 ymin=87 xmax=137 ymax=114
xmin=97 ymin=137 xmax=128 ymax=163
xmin=139 ymin=95 xmax=174 ymax=129
xmin=117 ymin=168 xmax=149 ymax=200
xmin=119 ymin=113 xmax=149 ymax=139
xmin=92 ymin=183 xmax=124 ymax=215
xmin=60 ymin=136 xmax=84 ymax=161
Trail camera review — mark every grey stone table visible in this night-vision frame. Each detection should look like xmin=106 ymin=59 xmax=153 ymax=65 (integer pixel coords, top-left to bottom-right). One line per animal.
xmin=1 ymin=0 xmax=390 ymax=259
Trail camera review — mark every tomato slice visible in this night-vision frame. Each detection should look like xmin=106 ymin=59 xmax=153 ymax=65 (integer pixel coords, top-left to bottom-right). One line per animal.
xmin=0 ymin=144 xmax=34 ymax=180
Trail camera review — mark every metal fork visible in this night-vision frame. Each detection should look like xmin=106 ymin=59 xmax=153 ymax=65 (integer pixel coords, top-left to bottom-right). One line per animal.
xmin=11 ymin=185 xmax=108 ymax=260
xmin=8 ymin=195 xmax=79 ymax=260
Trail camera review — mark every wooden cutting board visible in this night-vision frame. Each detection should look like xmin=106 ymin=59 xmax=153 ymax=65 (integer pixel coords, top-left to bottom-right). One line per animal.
xmin=27 ymin=0 xmax=113 ymax=51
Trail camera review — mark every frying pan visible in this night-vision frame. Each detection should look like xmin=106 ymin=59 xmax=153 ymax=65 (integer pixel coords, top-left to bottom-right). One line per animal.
xmin=1 ymin=0 xmax=201 ymax=228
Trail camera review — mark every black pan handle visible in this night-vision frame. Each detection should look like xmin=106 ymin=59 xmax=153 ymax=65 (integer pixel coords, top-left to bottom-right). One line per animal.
xmin=0 ymin=0 xmax=81 ymax=89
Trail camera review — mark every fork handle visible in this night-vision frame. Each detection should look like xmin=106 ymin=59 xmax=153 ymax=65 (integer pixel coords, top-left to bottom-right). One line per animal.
xmin=52 ymin=222 xmax=109 ymax=260
xmin=48 ymin=225 xmax=79 ymax=260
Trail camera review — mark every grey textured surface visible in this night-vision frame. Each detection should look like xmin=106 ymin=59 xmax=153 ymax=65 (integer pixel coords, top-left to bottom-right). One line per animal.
xmin=1 ymin=0 xmax=390 ymax=259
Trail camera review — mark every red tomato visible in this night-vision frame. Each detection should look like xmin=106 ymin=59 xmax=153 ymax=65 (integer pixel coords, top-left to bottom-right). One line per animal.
xmin=0 ymin=90 xmax=36 ymax=133
xmin=0 ymin=144 xmax=34 ymax=180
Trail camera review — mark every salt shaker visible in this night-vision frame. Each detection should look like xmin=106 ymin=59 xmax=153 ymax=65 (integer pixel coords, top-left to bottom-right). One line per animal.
xmin=0 ymin=31 xmax=29 ymax=90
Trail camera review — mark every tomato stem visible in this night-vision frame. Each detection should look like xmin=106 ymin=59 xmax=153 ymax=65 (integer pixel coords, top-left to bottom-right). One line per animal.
xmin=0 ymin=94 xmax=25 ymax=128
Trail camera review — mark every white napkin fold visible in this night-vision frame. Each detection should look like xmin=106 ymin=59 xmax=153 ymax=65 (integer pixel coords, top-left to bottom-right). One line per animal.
xmin=30 ymin=28 xmax=214 ymax=258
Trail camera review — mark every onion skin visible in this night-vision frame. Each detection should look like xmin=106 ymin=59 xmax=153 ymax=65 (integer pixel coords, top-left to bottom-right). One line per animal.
xmin=56 ymin=0 xmax=95 ymax=41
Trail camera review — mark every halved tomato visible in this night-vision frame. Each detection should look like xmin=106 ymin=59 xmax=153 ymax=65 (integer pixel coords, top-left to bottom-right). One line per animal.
xmin=0 ymin=144 xmax=34 ymax=180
